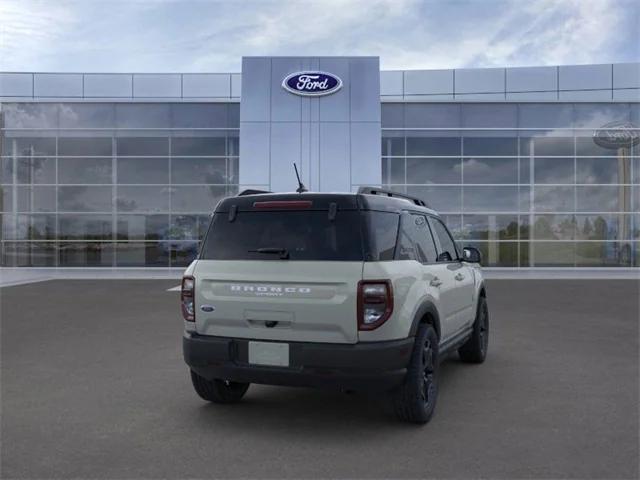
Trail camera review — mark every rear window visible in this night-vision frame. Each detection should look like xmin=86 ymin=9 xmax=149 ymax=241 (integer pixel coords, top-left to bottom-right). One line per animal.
xmin=201 ymin=211 xmax=364 ymax=261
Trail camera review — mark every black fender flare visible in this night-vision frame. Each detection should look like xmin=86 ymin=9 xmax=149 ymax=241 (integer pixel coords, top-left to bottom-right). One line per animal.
xmin=409 ymin=300 xmax=441 ymax=340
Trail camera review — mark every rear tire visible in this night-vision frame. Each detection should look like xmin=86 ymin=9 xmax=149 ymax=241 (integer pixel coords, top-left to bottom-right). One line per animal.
xmin=392 ymin=324 xmax=439 ymax=424
xmin=458 ymin=296 xmax=489 ymax=364
xmin=190 ymin=370 xmax=250 ymax=404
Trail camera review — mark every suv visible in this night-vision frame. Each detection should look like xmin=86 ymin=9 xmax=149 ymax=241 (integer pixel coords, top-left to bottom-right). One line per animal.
xmin=182 ymin=187 xmax=488 ymax=424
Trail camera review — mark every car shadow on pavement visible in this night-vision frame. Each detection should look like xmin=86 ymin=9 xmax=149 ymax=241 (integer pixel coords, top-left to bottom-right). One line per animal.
xmin=186 ymin=357 xmax=468 ymax=434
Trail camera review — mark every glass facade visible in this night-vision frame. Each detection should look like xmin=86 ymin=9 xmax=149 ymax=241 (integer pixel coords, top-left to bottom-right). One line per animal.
xmin=0 ymin=102 xmax=239 ymax=267
xmin=1 ymin=100 xmax=638 ymax=268
xmin=382 ymin=103 xmax=640 ymax=267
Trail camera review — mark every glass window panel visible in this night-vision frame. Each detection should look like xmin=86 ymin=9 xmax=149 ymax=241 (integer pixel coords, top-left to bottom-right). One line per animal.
xmin=462 ymin=104 xmax=517 ymax=128
xmin=171 ymin=104 xmax=227 ymax=128
xmin=575 ymin=242 xmax=632 ymax=267
xmin=1 ymin=186 xmax=12 ymax=211
xmin=58 ymin=103 xmax=115 ymax=128
xmin=573 ymin=104 xmax=630 ymax=128
xmin=58 ymin=186 xmax=112 ymax=212
xmin=575 ymin=136 xmax=623 ymax=157
xmin=634 ymin=157 xmax=640 ymax=184
xmin=405 ymin=104 xmax=460 ymax=128
xmin=381 ymin=134 xmax=404 ymax=156
xmin=171 ymin=186 xmax=227 ymax=213
xmin=533 ymin=186 xmax=575 ymax=212
xmin=463 ymin=137 xmax=518 ymax=156
xmin=534 ymin=158 xmax=574 ymax=184
xmin=533 ymin=215 xmax=576 ymax=240
xmin=527 ymin=136 xmax=574 ymax=156
xmin=576 ymin=185 xmax=632 ymax=212
xmin=116 ymin=214 xmax=169 ymax=240
xmin=58 ymin=137 xmax=112 ymax=156
xmin=227 ymin=157 xmax=239 ymax=184
xmin=576 ymin=157 xmax=631 ymax=184
xmin=1 ymin=214 xmax=17 ymax=240
xmin=575 ymin=214 xmax=631 ymax=241
xmin=59 ymin=157 xmax=112 ymax=184
xmin=59 ymin=214 xmax=112 ymax=240
xmin=115 ymin=104 xmax=171 ymax=128
xmin=462 ymin=215 xmax=519 ymax=240
xmin=462 ymin=157 xmax=518 ymax=184
xmin=1 ymin=103 xmax=59 ymax=128
xmin=531 ymin=242 xmax=575 ymax=267
xmin=170 ymin=241 xmax=201 ymax=267
xmin=4 ymin=214 xmax=56 ymax=240
xmin=381 ymin=104 xmax=404 ymax=128
xmin=15 ymin=157 xmax=56 ymax=184
xmin=171 ymin=215 xmax=211 ymax=240
xmin=117 ymin=158 xmax=169 ymax=184
xmin=171 ymin=158 xmax=227 ymax=184
xmin=406 ymin=158 xmax=460 ymax=184
xmin=115 ymin=242 xmax=170 ymax=267
xmin=17 ymin=186 xmax=56 ymax=212
xmin=228 ymin=104 xmax=240 ymax=127
xmin=406 ymin=136 xmax=461 ymax=156
xmin=463 ymin=186 xmax=519 ymax=212
xmin=382 ymin=158 xmax=405 ymax=184
xmin=518 ymin=104 xmax=574 ymax=129
xmin=227 ymin=133 xmax=239 ymax=157
xmin=171 ymin=136 xmax=226 ymax=156
xmin=116 ymin=186 xmax=170 ymax=213
xmin=58 ymin=242 xmax=114 ymax=266
xmin=2 ymin=137 xmax=56 ymax=156
xmin=520 ymin=157 xmax=531 ymax=184
xmin=633 ymin=215 xmax=640 ymax=240
xmin=406 ymin=186 xmax=462 ymax=212
xmin=520 ymin=215 xmax=530 ymax=240
xmin=463 ymin=241 xmax=518 ymax=267
xmin=1 ymin=158 xmax=12 ymax=184
xmin=116 ymin=137 xmax=168 ymax=156
xmin=2 ymin=242 xmax=57 ymax=267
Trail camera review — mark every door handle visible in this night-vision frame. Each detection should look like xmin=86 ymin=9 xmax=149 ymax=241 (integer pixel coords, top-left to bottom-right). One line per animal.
xmin=454 ymin=273 xmax=465 ymax=281
xmin=430 ymin=277 xmax=443 ymax=287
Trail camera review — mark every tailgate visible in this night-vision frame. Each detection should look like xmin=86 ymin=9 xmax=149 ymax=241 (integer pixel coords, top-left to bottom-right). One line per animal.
xmin=194 ymin=260 xmax=362 ymax=344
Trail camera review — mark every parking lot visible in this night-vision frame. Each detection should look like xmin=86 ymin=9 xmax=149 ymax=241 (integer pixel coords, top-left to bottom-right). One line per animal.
xmin=1 ymin=279 xmax=638 ymax=479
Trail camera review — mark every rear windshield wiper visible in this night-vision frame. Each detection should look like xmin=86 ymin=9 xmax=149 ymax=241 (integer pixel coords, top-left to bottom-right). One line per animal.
xmin=248 ymin=247 xmax=290 ymax=260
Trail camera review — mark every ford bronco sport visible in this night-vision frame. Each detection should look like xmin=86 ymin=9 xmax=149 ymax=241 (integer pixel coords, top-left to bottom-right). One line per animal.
xmin=182 ymin=187 xmax=488 ymax=424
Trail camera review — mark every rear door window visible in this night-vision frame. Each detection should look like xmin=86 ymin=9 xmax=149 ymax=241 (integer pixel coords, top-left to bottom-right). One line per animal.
xmin=201 ymin=210 xmax=364 ymax=261
xmin=396 ymin=213 xmax=438 ymax=263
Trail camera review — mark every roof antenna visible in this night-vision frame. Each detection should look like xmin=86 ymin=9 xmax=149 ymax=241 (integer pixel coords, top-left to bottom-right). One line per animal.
xmin=293 ymin=163 xmax=308 ymax=193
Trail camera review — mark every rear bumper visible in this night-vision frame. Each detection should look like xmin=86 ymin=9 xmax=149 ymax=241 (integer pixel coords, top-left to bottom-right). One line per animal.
xmin=183 ymin=332 xmax=414 ymax=392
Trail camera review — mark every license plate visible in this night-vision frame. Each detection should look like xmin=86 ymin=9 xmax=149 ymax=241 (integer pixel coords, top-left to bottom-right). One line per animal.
xmin=248 ymin=341 xmax=289 ymax=367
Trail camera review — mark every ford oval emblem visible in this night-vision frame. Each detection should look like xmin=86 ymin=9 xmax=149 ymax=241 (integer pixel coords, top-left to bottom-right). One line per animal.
xmin=200 ymin=305 xmax=215 ymax=312
xmin=282 ymin=71 xmax=342 ymax=97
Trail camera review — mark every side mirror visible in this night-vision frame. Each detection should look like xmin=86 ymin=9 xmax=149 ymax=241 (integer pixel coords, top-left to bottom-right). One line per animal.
xmin=462 ymin=246 xmax=482 ymax=264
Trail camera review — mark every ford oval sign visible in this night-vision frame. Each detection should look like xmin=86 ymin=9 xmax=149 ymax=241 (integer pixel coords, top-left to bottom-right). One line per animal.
xmin=593 ymin=121 xmax=640 ymax=149
xmin=282 ymin=71 xmax=342 ymax=97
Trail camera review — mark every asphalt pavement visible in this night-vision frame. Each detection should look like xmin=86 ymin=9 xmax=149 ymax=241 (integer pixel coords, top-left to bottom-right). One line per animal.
xmin=1 ymin=279 xmax=638 ymax=479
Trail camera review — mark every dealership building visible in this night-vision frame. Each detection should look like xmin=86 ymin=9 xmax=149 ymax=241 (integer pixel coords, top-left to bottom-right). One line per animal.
xmin=0 ymin=57 xmax=638 ymax=270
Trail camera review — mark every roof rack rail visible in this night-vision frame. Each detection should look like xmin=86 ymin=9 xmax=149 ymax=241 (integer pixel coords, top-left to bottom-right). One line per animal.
xmin=237 ymin=189 xmax=272 ymax=196
xmin=357 ymin=186 xmax=429 ymax=208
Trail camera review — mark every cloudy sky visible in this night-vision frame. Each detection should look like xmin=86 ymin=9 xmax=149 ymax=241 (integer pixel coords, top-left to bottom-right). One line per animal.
xmin=0 ymin=0 xmax=638 ymax=73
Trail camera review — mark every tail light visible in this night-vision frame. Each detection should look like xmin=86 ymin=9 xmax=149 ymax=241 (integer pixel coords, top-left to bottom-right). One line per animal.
xmin=357 ymin=280 xmax=393 ymax=331
xmin=181 ymin=276 xmax=195 ymax=322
